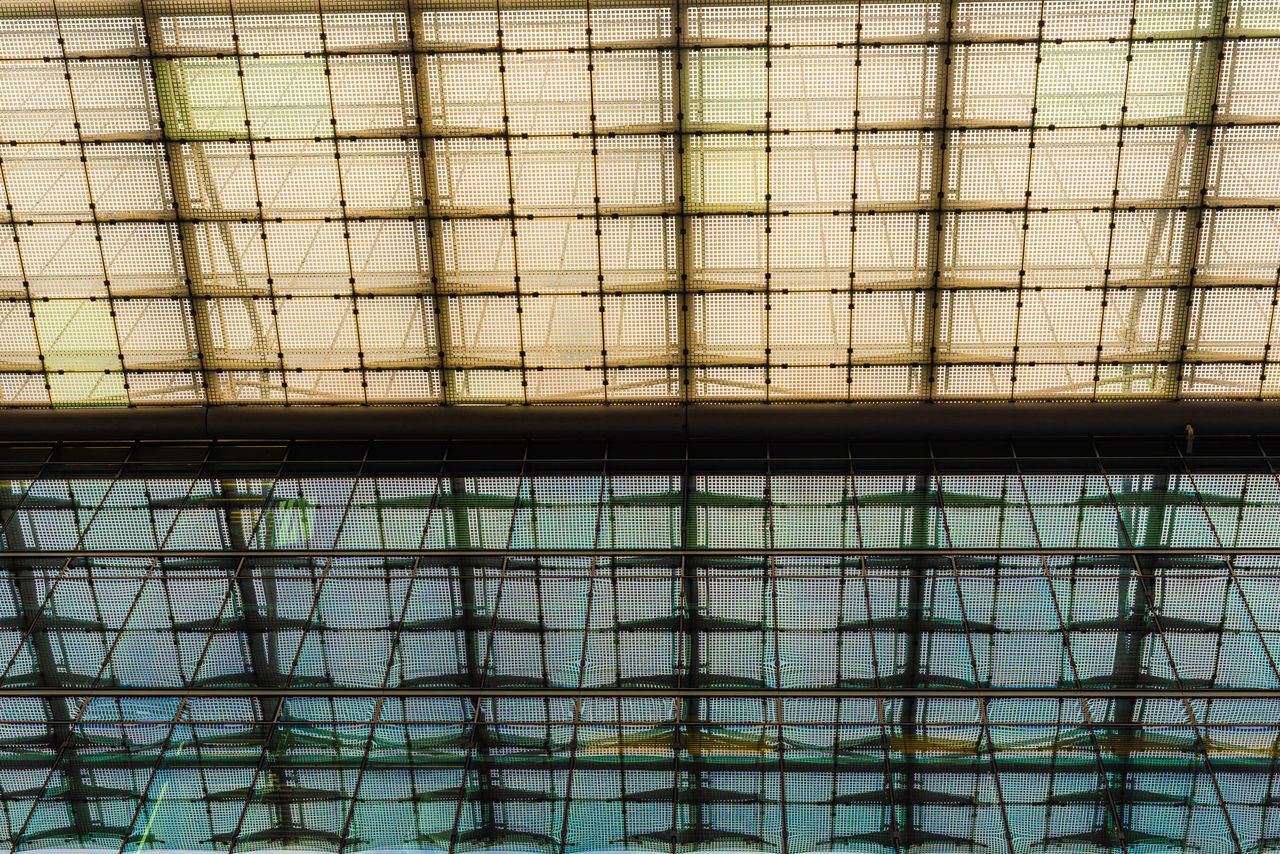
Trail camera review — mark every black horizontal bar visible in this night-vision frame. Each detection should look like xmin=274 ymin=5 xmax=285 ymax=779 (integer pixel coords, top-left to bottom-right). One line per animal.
xmin=0 ymin=402 xmax=1276 ymax=441
xmin=6 ymin=0 xmax=1263 ymax=17
xmin=0 ymin=758 xmax=1268 ymax=775
xmin=8 ymin=720 xmax=1272 ymax=728
xmin=10 ymin=686 xmax=1280 ymax=699
xmin=0 ymin=547 xmax=1276 ymax=558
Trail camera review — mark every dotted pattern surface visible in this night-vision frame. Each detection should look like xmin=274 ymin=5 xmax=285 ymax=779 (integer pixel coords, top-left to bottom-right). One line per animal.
xmin=0 ymin=0 xmax=1276 ymax=404
xmin=3 ymin=439 xmax=1280 ymax=852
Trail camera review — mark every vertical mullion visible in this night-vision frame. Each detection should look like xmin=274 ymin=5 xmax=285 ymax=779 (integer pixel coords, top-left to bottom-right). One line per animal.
xmin=313 ymin=0 xmax=370 ymax=404
xmin=155 ymin=51 xmax=276 ymax=393
xmin=674 ymin=444 xmax=698 ymax=852
xmin=845 ymin=447 xmax=901 ymax=854
xmin=1003 ymin=1 xmax=1046 ymax=402
xmin=378 ymin=449 xmax=450 ymax=847
xmin=493 ymin=0 xmax=530 ymax=404
xmin=223 ymin=0 xmax=288 ymax=401
xmin=137 ymin=0 xmax=214 ymax=401
xmin=226 ymin=444 xmax=371 ymax=854
xmin=1101 ymin=463 xmax=1163 ymax=845
xmin=1008 ymin=448 xmax=1129 ymax=853
xmin=919 ymin=0 xmax=954 ymax=401
xmin=673 ymin=0 xmax=691 ymax=402
xmin=6 ymin=443 xmax=141 ymax=847
xmin=0 ymin=445 xmax=93 ymax=842
xmin=216 ymin=449 xmax=308 ymax=840
xmin=556 ymin=462 xmax=606 ymax=854
xmin=177 ymin=551 xmax=255 ymax=843
xmin=894 ymin=468 xmax=932 ymax=846
xmin=1092 ymin=442 xmax=1245 ymax=853
xmin=334 ymin=697 xmax=386 ymax=854
xmin=1087 ymin=4 xmax=1140 ymax=402
xmin=407 ymin=2 xmax=456 ymax=402
xmin=0 ymin=98 xmax=44 ymax=403
xmin=50 ymin=0 xmax=130 ymax=406
xmin=762 ymin=449 xmax=786 ymax=854
xmin=446 ymin=470 xmax=497 ymax=846
xmin=1167 ymin=0 xmax=1231 ymax=399
xmin=445 ymin=447 xmax=528 ymax=853
xmin=762 ymin=0 xmax=773 ymax=400
xmin=584 ymin=0 xmax=609 ymax=401
xmin=844 ymin=3 xmax=861 ymax=401
xmin=927 ymin=449 xmax=1016 ymax=854
xmin=209 ymin=685 xmax=290 ymax=854
xmin=604 ymin=472 xmax=629 ymax=843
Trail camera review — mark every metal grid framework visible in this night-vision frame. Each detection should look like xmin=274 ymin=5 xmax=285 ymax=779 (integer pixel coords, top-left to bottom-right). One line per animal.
xmin=0 ymin=0 xmax=1278 ymax=405
xmin=3 ymin=439 xmax=1280 ymax=853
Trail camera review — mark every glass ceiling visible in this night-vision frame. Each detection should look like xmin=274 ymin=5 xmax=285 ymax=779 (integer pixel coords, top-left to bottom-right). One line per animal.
xmin=0 ymin=0 xmax=1277 ymax=405
xmin=3 ymin=439 xmax=1280 ymax=852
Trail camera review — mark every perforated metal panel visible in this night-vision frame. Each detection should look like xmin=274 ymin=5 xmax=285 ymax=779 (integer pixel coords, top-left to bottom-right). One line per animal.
xmin=2 ymin=439 xmax=1280 ymax=852
xmin=0 ymin=0 xmax=1275 ymax=404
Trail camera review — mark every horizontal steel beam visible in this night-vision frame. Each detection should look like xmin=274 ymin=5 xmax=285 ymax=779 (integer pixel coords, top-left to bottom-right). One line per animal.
xmin=0 ymin=719 xmax=1267 ymax=728
xmin=1 ymin=402 xmax=1277 ymax=441
xmin=8 ymin=686 xmax=1280 ymax=699
xmin=0 ymin=547 xmax=1275 ymax=559
xmin=0 ymin=758 xmax=1268 ymax=775
xmin=1 ymin=0 xmax=1239 ymax=18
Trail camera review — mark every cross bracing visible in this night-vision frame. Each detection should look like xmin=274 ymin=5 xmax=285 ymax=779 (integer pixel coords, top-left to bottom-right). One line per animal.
xmin=1 ymin=439 xmax=1280 ymax=852
xmin=0 ymin=0 xmax=1276 ymax=405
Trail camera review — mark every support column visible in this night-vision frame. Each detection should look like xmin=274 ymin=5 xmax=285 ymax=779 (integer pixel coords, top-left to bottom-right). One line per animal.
xmin=0 ymin=486 xmax=95 ymax=840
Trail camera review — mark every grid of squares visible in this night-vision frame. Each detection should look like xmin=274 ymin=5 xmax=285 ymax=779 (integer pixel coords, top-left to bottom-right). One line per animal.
xmin=3 ymin=439 xmax=1280 ymax=851
xmin=0 ymin=0 xmax=1276 ymax=404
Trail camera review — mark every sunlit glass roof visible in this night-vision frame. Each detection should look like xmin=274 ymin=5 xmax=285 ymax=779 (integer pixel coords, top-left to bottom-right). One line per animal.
xmin=0 ymin=0 xmax=1275 ymax=405
xmin=2 ymin=438 xmax=1280 ymax=852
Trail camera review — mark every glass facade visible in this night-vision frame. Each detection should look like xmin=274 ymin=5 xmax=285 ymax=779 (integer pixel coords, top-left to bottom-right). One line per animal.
xmin=1 ymin=439 xmax=1280 ymax=852
xmin=0 ymin=0 xmax=1275 ymax=404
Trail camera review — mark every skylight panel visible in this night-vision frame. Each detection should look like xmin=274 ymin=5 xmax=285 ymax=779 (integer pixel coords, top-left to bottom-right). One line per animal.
xmin=0 ymin=0 xmax=1270 ymax=405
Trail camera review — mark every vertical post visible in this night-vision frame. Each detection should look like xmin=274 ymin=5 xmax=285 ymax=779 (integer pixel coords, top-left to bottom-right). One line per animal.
xmin=408 ymin=0 xmax=461 ymax=402
xmin=449 ymin=475 xmax=497 ymax=843
xmin=216 ymin=480 xmax=292 ymax=834
xmin=673 ymin=0 xmax=693 ymax=403
xmin=1105 ymin=471 xmax=1167 ymax=847
xmin=919 ymin=0 xmax=955 ymax=401
xmin=896 ymin=471 xmax=933 ymax=844
xmin=137 ymin=0 xmax=222 ymax=401
xmin=0 ymin=485 xmax=95 ymax=839
xmin=1165 ymin=0 xmax=1231 ymax=399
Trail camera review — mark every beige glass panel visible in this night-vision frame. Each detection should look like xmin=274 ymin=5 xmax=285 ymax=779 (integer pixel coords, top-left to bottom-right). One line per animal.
xmin=0 ymin=0 xmax=1270 ymax=405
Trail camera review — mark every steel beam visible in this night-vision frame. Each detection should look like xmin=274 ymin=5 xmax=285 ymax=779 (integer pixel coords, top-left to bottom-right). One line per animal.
xmin=0 ymin=402 xmax=1277 ymax=441
xmin=920 ymin=0 xmax=954 ymax=401
xmin=447 ymin=475 xmax=500 ymax=848
xmin=7 ymin=686 xmax=1280 ymax=699
xmin=896 ymin=473 xmax=932 ymax=845
xmin=1106 ymin=471 xmax=1169 ymax=852
xmin=0 ymin=485 xmax=95 ymax=841
xmin=0 ymin=546 xmax=1276 ymax=559
xmin=674 ymin=451 xmax=704 ymax=847
xmin=1167 ymin=0 xmax=1233 ymax=398
xmin=0 ymin=754 xmax=1264 ymax=776
xmin=216 ymin=480 xmax=294 ymax=836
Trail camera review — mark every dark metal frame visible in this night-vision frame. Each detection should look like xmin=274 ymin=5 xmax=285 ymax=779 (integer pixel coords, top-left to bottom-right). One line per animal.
xmin=5 ymin=436 xmax=1280 ymax=852
xmin=0 ymin=401 xmax=1278 ymax=441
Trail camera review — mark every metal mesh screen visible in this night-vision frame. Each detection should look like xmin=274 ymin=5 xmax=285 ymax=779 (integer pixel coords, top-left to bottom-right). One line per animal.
xmin=0 ymin=0 xmax=1276 ymax=404
xmin=2 ymin=439 xmax=1280 ymax=852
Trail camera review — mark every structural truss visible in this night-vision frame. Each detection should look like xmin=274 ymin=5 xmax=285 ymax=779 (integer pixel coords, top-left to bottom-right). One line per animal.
xmin=1 ymin=438 xmax=1280 ymax=852
xmin=0 ymin=0 xmax=1277 ymax=405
